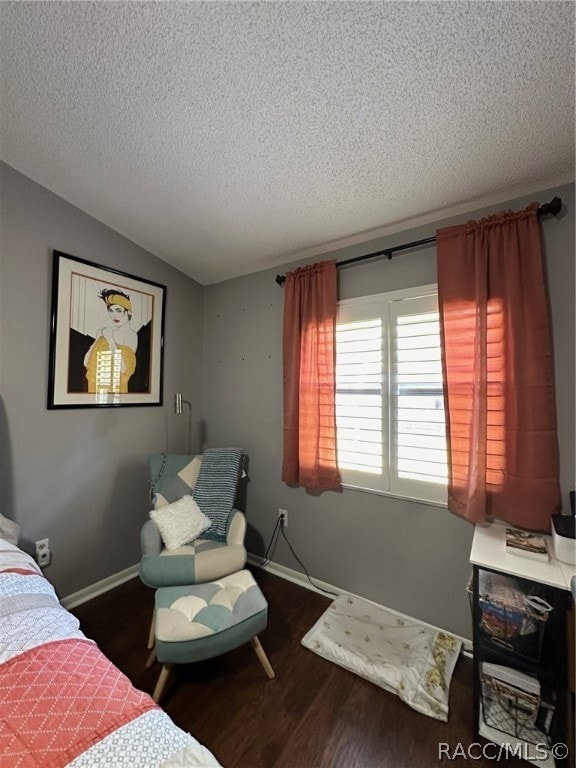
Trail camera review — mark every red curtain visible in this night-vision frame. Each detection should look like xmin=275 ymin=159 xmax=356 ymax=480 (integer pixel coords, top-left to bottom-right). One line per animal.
xmin=437 ymin=203 xmax=560 ymax=532
xmin=282 ymin=260 xmax=342 ymax=490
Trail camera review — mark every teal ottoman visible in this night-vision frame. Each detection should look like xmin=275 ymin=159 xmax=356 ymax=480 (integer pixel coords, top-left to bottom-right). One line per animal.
xmin=147 ymin=569 xmax=275 ymax=702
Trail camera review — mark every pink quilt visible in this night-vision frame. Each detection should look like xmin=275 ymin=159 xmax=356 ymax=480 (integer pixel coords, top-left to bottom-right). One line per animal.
xmin=0 ymin=637 xmax=158 ymax=768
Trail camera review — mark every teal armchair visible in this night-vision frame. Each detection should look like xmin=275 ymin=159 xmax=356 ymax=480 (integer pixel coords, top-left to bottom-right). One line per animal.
xmin=139 ymin=451 xmax=248 ymax=648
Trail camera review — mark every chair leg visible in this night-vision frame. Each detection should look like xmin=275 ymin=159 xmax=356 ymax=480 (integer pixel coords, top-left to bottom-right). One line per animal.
xmin=251 ymin=636 xmax=275 ymax=679
xmin=145 ymin=648 xmax=157 ymax=669
xmin=147 ymin=610 xmax=155 ymax=649
xmin=152 ymin=663 xmax=173 ymax=704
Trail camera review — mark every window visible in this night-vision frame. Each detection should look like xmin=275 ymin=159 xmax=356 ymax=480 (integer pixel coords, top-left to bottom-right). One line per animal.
xmin=335 ymin=285 xmax=447 ymax=505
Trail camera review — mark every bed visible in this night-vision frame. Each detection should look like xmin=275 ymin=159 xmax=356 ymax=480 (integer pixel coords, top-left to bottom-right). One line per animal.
xmin=0 ymin=537 xmax=222 ymax=768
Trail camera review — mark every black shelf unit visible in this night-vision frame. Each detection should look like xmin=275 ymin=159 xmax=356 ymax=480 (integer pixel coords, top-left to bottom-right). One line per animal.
xmin=471 ymin=564 xmax=571 ymax=767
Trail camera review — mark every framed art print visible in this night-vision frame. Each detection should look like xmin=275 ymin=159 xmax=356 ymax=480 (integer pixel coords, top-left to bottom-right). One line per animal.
xmin=48 ymin=251 xmax=166 ymax=408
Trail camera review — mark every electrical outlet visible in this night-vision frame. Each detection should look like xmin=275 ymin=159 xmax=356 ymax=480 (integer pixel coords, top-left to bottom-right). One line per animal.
xmin=34 ymin=538 xmax=51 ymax=568
xmin=278 ymin=508 xmax=288 ymax=527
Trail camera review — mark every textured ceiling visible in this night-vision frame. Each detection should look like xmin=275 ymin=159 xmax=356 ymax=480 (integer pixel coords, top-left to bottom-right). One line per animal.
xmin=1 ymin=1 xmax=574 ymax=285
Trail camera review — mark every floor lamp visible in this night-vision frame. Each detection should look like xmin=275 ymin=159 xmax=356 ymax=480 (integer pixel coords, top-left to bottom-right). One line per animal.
xmin=174 ymin=393 xmax=192 ymax=455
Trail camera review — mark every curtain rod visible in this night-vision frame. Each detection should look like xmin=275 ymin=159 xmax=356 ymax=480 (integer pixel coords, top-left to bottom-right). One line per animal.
xmin=274 ymin=196 xmax=563 ymax=286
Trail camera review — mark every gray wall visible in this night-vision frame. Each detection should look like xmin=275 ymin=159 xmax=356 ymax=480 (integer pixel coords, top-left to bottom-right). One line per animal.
xmin=0 ymin=162 xmax=205 ymax=597
xmin=1 ymin=160 xmax=573 ymax=639
xmin=203 ymin=182 xmax=575 ymax=640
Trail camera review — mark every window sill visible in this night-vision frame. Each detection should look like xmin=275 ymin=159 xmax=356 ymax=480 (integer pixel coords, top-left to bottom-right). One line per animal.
xmin=341 ymin=482 xmax=448 ymax=509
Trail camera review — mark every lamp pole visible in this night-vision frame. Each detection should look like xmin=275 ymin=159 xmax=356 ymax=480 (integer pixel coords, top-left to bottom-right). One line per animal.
xmin=174 ymin=393 xmax=192 ymax=454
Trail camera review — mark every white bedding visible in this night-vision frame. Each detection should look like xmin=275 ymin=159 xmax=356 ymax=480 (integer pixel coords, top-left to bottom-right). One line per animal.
xmin=0 ymin=538 xmax=222 ymax=768
xmin=302 ymin=593 xmax=462 ymax=721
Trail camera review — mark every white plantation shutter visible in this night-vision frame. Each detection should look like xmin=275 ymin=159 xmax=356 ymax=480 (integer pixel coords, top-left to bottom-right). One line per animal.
xmin=336 ymin=287 xmax=447 ymax=505
xmin=389 ymin=294 xmax=447 ymax=503
xmin=336 ymin=300 xmax=387 ymax=492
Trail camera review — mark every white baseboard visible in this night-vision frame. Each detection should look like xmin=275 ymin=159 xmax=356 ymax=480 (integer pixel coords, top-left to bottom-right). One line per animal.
xmin=248 ymin=555 xmax=473 ymax=653
xmin=60 ymin=555 xmax=473 ymax=654
xmin=61 ymin=563 xmax=140 ymax=610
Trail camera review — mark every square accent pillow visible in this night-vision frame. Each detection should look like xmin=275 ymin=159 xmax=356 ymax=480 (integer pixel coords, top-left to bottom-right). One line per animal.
xmin=150 ymin=495 xmax=211 ymax=550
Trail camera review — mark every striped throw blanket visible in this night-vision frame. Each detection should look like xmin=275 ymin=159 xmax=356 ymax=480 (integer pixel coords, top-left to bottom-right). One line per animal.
xmin=192 ymin=447 xmax=244 ymax=541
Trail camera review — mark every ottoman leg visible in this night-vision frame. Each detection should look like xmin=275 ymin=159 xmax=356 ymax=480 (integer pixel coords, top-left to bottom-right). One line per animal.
xmin=153 ymin=663 xmax=173 ymax=704
xmin=145 ymin=648 xmax=156 ymax=669
xmin=251 ymin=636 xmax=275 ymax=679
xmin=147 ymin=610 xmax=155 ymax=649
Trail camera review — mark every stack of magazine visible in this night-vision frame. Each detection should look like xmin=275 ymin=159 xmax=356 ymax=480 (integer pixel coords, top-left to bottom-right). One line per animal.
xmin=505 ymin=528 xmax=549 ymax=562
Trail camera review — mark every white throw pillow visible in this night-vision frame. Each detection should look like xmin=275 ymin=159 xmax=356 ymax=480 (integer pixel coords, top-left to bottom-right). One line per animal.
xmin=150 ymin=495 xmax=211 ymax=550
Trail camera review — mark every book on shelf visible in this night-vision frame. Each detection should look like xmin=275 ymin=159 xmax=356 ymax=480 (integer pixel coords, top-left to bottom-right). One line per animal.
xmin=505 ymin=528 xmax=549 ymax=562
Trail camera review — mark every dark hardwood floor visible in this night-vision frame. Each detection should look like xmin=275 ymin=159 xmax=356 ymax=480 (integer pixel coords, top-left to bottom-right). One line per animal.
xmin=71 ymin=567 xmax=528 ymax=768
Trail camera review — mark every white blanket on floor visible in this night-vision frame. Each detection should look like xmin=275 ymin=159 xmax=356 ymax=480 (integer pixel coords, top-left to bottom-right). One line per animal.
xmin=302 ymin=593 xmax=462 ymax=721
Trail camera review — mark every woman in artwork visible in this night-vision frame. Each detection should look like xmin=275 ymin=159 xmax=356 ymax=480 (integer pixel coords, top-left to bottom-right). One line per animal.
xmin=84 ymin=289 xmax=138 ymax=394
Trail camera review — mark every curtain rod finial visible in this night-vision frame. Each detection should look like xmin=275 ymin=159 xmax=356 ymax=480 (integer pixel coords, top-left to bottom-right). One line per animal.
xmin=540 ymin=197 xmax=562 ymax=217
xmin=275 ymin=274 xmax=286 ymax=286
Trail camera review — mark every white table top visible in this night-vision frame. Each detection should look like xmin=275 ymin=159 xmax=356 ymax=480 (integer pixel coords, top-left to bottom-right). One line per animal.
xmin=470 ymin=522 xmax=576 ymax=592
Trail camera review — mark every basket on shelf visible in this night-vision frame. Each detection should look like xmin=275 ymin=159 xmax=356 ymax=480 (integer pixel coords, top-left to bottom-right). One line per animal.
xmin=481 ymin=669 xmax=555 ymax=746
xmin=469 ymin=572 xmax=553 ymax=661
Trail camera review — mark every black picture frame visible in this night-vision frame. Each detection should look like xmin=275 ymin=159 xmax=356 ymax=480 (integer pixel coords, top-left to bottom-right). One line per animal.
xmin=48 ymin=251 xmax=166 ymax=408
